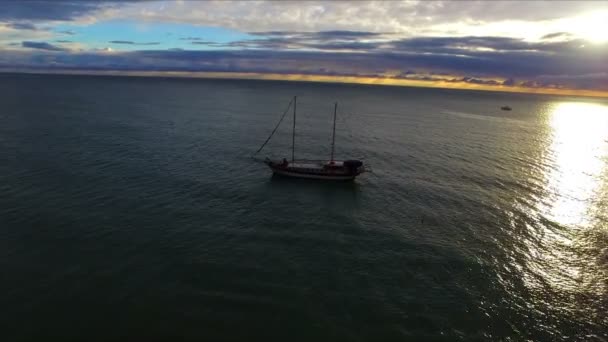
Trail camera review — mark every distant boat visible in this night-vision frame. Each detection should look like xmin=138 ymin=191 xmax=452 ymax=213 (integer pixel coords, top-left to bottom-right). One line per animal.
xmin=255 ymin=96 xmax=366 ymax=181
xmin=501 ymin=106 xmax=512 ymax=111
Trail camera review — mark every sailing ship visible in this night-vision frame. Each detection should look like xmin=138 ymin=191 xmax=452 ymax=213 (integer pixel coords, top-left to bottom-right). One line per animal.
xmin=255 ymin=96 xmax=366 ymax=181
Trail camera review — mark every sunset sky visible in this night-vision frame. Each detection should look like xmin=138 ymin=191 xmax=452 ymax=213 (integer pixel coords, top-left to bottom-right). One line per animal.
xmin=1 ymin=1 xmax=607 ymax=96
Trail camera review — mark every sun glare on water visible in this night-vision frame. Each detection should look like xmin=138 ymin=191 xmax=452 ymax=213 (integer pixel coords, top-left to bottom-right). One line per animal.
xmin=545 ymin=102 xmax=608 ymax=226
xmin=518 ymin=102 xmax=608 ymax=298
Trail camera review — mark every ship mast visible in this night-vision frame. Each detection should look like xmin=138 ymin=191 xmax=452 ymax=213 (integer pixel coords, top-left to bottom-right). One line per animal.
xmin=292 ymin=96 xmax=296 ymax=162
xmin=330 ymin=102 xmax=337 ymax=162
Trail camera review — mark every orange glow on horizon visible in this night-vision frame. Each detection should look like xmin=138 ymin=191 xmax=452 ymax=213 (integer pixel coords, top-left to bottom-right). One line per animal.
xmin=3 ymin=69 xmax=607 ymax=98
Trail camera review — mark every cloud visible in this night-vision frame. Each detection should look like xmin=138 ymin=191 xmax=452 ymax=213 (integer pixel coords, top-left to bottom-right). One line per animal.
xmin=1 ymin=1 xmax=606 ymax=93
xmin=109 ymin=40 xmax=135 ymax=44
xmin=1 ymin=1 xmax=606 ymax=43
xmin=541 ymin=32 xmax=572 ymax=40
xmin=206 ymin=32 xmax=600 ymax=56
xmin=179 ymin=37 xmax=219 ymax=45
xmin=390 ymin=36 xmax=531 ymax=52
xmin=108 ymin=40 xmax=160 ymax=46
xmin=502 ymin=78 xmax=515 ymax=86
xmin=396 ymin=73 xmax=502 ymax=85
xmin=250 ymin=30 xmax=382 ymax=39
xmin=201 ymin=33 xmax=606 ymax=77
xmin=536 ymin=72 xmax=608 ymax=90
xmin=455 ymin=77 xmax=500 ymax=85
xmin=0 ymin=45 xmax=606 ymax=92
xmin=22 ymin=41 xmax=67 ymax=51
xmin=6 ymin=22 xmax=38 ymax=30
xmin=394 ymin=73 xmax=435 ymax=81
xmin=0 ymin=1 xmax=115 ymax=21
xmin=3 ymin=25 xmax=605 ymax=92
xmin=82 ymin=1 xmax=604 ymax=37
xmin=519 ymin=80 xmax=543 ymax=88
xmin=205 ymin=30 xmax=387 ymax=51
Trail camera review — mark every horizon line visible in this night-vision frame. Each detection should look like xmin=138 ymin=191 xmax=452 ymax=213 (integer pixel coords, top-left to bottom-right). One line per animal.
xmin=2 ymin=69 xmax=607 ymax=99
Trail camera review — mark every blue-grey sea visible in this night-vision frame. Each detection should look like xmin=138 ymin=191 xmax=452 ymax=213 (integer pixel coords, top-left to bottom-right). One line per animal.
xmin=1 ymin=73 xmax=607 ymax=341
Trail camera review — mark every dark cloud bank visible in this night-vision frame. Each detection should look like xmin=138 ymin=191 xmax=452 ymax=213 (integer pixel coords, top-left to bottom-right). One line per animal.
xmin=7 ymin=29 xmax=608 ymax=91
xmin=21 ymin=41 xmax=67 ymax=52
xmin=0 ymin=1 xmax=116 ymax=21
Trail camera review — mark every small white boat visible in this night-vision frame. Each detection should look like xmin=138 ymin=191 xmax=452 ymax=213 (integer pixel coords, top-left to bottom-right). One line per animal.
xmin=255 ymin=96 xmax=366 ymax=181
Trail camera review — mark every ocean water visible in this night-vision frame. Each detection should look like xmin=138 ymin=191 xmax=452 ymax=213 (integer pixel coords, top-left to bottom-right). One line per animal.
xmin=1 ymin=73 xmax=607 ymax=341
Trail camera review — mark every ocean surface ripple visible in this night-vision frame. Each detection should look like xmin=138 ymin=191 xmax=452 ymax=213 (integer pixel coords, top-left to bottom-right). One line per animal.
xmin=1 ymin=74 xmax=607 ymax=341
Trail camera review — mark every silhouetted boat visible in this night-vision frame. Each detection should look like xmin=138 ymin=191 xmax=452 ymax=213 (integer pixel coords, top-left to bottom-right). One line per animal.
xmin=255 ymin=96 xmax=366 ymax=181
xmin=501 ymin=106 xmax=512 ymax=111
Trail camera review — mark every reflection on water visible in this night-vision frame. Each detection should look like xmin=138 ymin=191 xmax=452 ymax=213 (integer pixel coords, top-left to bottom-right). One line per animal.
xmin=545 ymin=102 xmax=608 ymax=227
xmin=524 ymin=102 xmax=608 ymax=301
xmin=267 ymin=173 xmax=362 ymax=202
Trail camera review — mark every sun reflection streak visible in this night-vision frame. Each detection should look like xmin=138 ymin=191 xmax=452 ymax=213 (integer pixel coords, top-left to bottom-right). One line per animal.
xmin=516 ymin=101 xmax=608 ymax=299
xmin=545 ymin=102 xmax=608 ymax=227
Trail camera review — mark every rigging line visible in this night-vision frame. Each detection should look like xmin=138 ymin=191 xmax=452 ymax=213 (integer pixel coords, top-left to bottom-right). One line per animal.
xmin=292 ymin=96 xmax=296 ymax=162
xmin=330 ymin=102 xmax=337 ymax=162
xmin=253 ymin=97 xmax=294 ymax=156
